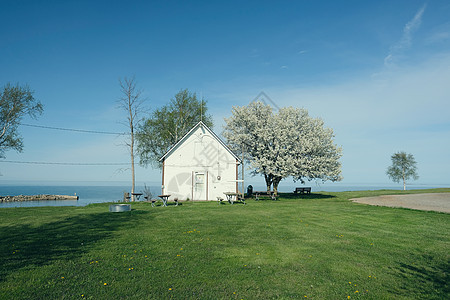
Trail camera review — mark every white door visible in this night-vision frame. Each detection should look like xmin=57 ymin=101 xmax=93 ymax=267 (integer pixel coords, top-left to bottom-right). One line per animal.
xmin=193 ymin=172 xmax=207 ymax=200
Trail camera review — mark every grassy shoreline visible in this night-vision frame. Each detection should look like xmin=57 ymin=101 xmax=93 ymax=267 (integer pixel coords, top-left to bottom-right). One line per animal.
xmin=1 ymin=189 xmax=448 ymax=299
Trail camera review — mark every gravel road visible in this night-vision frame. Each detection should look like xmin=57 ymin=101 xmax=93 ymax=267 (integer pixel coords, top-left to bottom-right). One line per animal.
xmin=350 ymin=193 xmax=450 ymax=213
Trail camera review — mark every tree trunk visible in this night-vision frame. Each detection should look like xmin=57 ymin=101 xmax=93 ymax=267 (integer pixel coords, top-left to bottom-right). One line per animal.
xmin=129 ymin=107 xmax=135 ymax=201
xmin=264 ymin=173 xmax=273 ymax=192
xmin=402 ymin=170 xmax=406 ymax=191
xmin=273 ymin=176 xmax=282 ymax=196
xmin=130 ymin=135 xmax=135 ymax=201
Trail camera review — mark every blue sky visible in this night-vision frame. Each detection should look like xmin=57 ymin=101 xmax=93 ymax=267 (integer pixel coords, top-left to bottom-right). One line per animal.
xmin=1 ymin=0 xmax=449 ymax=189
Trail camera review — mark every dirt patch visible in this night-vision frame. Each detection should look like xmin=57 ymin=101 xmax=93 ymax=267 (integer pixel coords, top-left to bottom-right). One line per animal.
xmin=350 ymin=193 xmax=450 ymax=213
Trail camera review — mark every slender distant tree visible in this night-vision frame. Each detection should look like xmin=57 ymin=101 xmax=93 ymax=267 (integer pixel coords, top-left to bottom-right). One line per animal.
xmin=0 ymin=83 xmax=43 ymax=158
xmin=386 ymin=151 xmax=419 ymax=190
xmin=118 ymin=77 xmax=147 ymax=201
xmin=136 ymin=89 xmax=213 ymax=168
xmin=223 ymin=101 xmax=342 ymax=195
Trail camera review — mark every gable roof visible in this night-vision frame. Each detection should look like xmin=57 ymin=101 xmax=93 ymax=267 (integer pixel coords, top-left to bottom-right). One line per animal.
xmin=159 ymin=121 xmax=241 ymax=163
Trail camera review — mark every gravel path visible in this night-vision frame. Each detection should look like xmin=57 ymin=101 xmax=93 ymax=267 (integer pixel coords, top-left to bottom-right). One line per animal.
xmin=350 ymin=193 xmax=450 ymax=213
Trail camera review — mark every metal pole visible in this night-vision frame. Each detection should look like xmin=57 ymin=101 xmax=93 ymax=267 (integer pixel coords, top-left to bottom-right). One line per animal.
xmin=241 ymin=144 xmax=245 ymax=198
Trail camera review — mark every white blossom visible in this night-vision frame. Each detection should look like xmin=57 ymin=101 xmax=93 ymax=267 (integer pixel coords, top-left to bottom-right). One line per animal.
xmin=224 ymin=101 xmax=342 ymax=194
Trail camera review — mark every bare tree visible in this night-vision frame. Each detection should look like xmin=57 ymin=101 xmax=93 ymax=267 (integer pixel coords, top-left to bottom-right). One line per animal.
xmin=118 ymin=76 xmax=146 ymax=201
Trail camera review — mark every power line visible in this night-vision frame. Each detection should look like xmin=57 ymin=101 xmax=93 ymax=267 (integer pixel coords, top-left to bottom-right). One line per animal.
xmin=0 ymin=160 xmax=129 ymax=166
xmin=21 ymin=123 xmax=128 ymax=135
xmin=7 ymin=124 xmax=130 ymax=166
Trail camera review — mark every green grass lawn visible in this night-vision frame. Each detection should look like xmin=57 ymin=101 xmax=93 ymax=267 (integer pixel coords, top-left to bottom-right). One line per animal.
xmin=0 ymin=189 xmax=449 ymax=299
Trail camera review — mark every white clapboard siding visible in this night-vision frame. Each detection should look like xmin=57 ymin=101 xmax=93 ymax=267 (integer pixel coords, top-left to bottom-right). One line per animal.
xmin=160 ymin=121 xmax=241 ymax=201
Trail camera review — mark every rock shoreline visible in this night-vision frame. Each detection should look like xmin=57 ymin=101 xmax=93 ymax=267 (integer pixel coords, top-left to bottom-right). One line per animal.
xmin=0 ymin=194 xmax=79 ymax=203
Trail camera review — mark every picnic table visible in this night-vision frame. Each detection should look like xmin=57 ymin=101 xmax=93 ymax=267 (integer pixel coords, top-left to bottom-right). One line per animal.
xmin=254 ymin=191 xmax=277 ymax=201
xmin=158 ymin=195 xmax=178 ymax=207
xmin=223 ymin=192 xmax=246 ymax=205
xmin=131 ymin=192 xmax=143 ymax=201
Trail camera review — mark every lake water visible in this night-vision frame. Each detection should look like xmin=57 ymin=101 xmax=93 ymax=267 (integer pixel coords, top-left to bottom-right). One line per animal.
xmin=0 ymin=185 xmax=161 ymax=208
xmin=0 ymin=183 xmax=447 ymax=208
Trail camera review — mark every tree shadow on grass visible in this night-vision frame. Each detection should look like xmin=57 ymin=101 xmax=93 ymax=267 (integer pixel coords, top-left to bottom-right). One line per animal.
xmin=391 ymin=258 xmax=449 ymax=298
xmin=279 ymin=192 xmax=336 ymax=200
xmin=0 ymin=210 xmax=150 ymax=282
xmin=244 ymin=193 xmax=336 ymax=201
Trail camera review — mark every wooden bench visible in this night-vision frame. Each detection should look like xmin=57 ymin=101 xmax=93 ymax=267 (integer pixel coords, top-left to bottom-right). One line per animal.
xmin=294 ymin=187 xmax=311 ymax=194
xmin=254 ymin=191 xmax=277 ymax=201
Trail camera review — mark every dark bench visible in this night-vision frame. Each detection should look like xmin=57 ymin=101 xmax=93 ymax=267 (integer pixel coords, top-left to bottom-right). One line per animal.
xmin=294 ymin=187 xmax=311 ymax=194
xmin=254 ymin=191 xmax=277 ymax=201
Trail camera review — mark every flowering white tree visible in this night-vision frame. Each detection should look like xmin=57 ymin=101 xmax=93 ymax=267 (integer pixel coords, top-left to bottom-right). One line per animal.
xmin=223 ymin=101 xmax=342 ymax=194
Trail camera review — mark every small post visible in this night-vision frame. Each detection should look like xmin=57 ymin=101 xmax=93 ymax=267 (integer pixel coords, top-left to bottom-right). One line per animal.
xmin=123 ymin=192 xmax=130 ymax=202
xmin=241 ymin=144 xmax=245 ymax=198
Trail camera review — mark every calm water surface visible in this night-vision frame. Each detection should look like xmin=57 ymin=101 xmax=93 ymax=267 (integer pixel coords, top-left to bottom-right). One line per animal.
xmin=0 ymin=185 xmax=160 ymax=208
xmin=0 ymin=183 xmax=447 ymax=208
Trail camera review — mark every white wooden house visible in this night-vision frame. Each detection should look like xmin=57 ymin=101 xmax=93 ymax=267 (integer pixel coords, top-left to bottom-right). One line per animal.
xmin=160 ymin=121 xmax=241 ymax=201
